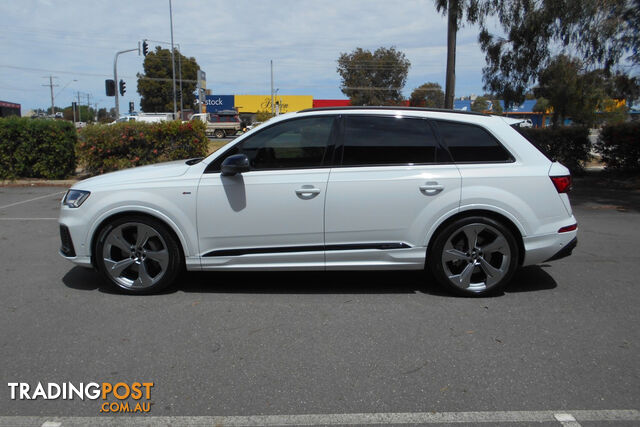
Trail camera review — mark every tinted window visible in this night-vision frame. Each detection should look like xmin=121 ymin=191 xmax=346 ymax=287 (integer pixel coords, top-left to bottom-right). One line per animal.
xmin=435 ymin=121 xmax=512 ymax=162
xmin=342 ymin=116 xmax=438 ymax=166
xmin=208 ymin=116 xmax=334 ymax=171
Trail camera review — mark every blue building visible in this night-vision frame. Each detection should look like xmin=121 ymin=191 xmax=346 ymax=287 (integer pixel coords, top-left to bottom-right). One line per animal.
xmin=454 ymin=99 xmax=548 ymax=127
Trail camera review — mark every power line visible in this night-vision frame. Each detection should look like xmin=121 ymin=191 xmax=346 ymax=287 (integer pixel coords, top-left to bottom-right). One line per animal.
xmin=0 ymin=65 xmax=196 ymax=82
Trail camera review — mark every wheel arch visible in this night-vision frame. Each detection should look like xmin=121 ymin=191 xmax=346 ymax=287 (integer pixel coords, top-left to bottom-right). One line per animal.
xmin=89 ymin=210 xmax=187 ymax=269
xmin=425 ymin=209 xmax=525 ymax=266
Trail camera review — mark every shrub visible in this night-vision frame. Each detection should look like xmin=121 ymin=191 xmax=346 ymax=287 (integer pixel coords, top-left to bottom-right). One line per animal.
xmin=596 ymin=122 xmax=640 ymax=172
xmin=516 ymin=126 xmax=591 ymax=174
xmin=0 ymin=117 xmax=76 ymax=180
xmin=77 ymin=120 xmax=208 ymax=175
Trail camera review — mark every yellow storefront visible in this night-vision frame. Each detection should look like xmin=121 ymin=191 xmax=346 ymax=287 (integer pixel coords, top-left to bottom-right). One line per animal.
xmin=234 ymin=95 xmax=313 ymax=114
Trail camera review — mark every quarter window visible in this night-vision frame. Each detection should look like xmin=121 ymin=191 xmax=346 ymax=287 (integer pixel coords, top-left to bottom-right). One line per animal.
xmin=435 ymin=120 xmax=512 ymax=162
xmin=342 ymin=116 xmax=439 ymax=166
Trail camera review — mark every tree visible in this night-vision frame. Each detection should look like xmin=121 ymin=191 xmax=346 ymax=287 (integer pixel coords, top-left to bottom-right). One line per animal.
xmin=471 ymin=96 xmax=490 ymax=112
xmin=254 ymin=110 xmax=274 ymax=122
xmin=477 ymin=0 xmax=639 ymax=107
xmin=62 ymin=105 xmax=95 ymax=122
xmin=598 ymin=98 xmax=628 ymax=125
xmin=602 ymin=72 xmax=640 ymax=106
xmin=533 ymin=97 xmax=550 ymax=114
xmin=434 ymin=1 xmax=487 ymax=108
xmin=137 ymin=46 xmax=200 ymax=113
xmin=97 ymin=108 xmax=116 ymax=123
xmin=337 ymin=47 xmax=410 ymax=106
xmin=491 ymin=100 xmax=503 ymax=115
xmin=409 ymin=82 xmax=445 ymax=107
xmin=534 ymin=55 xmax=608 ymax=127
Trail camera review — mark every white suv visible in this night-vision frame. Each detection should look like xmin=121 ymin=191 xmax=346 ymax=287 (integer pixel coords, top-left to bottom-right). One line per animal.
xmin=59 ymin=107 xmax=577 ymax=296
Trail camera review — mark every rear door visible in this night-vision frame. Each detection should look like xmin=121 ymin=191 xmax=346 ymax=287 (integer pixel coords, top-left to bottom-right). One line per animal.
xmin=324 ymin=114 xmax=462 ymax=269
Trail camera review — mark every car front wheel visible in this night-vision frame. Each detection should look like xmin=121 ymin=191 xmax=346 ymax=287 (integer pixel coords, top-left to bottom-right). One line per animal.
xmin=428 ymin=216 xmax=519 ymax=296
xmin=95 ymin=216 xmax=182 ymax=294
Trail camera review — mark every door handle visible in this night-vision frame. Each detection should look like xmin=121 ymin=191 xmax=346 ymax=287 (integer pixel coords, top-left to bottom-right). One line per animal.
xmin=419 ymin=182 xmax=444 ymax=195
xmin=295 ymin=186 xmax=321 ymax=199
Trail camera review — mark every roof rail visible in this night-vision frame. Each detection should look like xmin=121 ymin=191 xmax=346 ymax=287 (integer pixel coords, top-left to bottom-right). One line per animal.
xmin=297 ymin=106 xmax=488 ymax=116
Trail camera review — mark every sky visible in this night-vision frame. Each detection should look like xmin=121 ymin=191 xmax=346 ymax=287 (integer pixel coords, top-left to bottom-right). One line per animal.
xmin=0 ymin=0 xmax=494 ymax=114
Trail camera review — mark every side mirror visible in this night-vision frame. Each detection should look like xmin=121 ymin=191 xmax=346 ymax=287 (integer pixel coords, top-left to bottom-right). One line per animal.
xmin=221 ymin=154 xmax=250 ymax=176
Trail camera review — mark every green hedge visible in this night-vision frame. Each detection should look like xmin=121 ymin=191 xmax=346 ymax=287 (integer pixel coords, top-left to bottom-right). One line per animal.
xmin=516 ymin=126 xmax=591 ymax=174
xmin=0 ymin=117 xmax=77 ymax=180
xmin=77 ymin=120 xmax=208 ymax=175
xmin=596 ymin=122 xmax=640 ymax=172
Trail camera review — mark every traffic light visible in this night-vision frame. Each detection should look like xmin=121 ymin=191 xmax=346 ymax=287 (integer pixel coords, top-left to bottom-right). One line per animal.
xmin=105 ymin=79 xmax=115 ymax=96
xmin=129 ymin=101 xmax=134 ymax=114
xmin=119 ymin=79 xmax=126 ymax=96
xmin=142 ymin=40 xmax=149 ymax=56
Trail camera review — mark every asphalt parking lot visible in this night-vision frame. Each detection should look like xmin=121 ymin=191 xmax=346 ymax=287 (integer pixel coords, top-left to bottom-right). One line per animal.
xmin=0 ymin=181 xmax=638 ymax=426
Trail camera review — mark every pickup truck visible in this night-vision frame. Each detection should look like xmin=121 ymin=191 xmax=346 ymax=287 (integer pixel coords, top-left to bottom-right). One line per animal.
xmin=190 ymin=111 xmax=242 ymax=138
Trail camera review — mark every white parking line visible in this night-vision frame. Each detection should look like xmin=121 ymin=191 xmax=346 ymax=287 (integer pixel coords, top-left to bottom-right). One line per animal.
xmin=0 ymin=409 xmax=638 ymax=426
xmin=0 ymin=218 xmax=58 ymax=220
xmin=0 ymin=191 xmax=65 ymax=210
xmin=555 ymin=413 xmax=582 ymax=427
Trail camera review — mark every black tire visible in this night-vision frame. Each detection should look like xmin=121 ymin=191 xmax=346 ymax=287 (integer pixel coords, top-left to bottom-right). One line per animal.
xmin=214 ymin=129 xmax=225 ymax=139
xmin=94 ymin=215 xmax=182 ymax=294
xmin=428 ymin=216 xmax=519 ymax=297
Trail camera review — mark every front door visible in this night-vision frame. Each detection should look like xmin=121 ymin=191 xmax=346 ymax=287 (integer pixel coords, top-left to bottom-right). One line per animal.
xmin=197 ymin=115 xmax=337 ymax=270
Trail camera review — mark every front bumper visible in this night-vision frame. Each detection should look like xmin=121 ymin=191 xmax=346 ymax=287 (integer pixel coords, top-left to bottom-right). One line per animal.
xmin=58 ymin=220 xmax=93 ymax=268
xmin=59 ymin=225 xmax=76 ymax=257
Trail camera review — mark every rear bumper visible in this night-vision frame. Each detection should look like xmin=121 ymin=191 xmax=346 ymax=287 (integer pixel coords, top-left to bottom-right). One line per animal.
xmin=522 ymin=228 xmax=578 ymax=266
xmin=544 ymin=237 xmax=577 ymax=262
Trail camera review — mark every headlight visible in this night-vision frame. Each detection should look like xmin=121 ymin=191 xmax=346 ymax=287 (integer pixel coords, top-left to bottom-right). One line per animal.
xmin=63 ymin=190 xmax=90 ymax=208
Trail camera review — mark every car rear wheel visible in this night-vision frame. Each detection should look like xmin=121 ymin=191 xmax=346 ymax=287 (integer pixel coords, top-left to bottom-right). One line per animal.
xmin=95 ymin=216 xmax=182 ymax=294
xmin=428 ymin=216 xmax=519 ymax=296
xmin=214 ymin=129 xmax=225 ymax=138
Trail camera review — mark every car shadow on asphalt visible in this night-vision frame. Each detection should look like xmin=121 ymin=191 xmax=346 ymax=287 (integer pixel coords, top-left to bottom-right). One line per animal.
xmin=61 ymin=265 xmax=557 ymax=297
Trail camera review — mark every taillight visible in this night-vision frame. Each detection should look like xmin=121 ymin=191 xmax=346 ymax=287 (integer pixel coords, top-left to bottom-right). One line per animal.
xmin=550 ymin=175 xmax=571 ymax=193
xmin=558 ymin=223 xmax=577 ymax=233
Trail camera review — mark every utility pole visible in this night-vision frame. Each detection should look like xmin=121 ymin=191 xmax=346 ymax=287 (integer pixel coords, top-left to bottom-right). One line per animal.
xmin=86 ymin=93 xmax=91 ymax=122
xmin=169 ymin=0 xmax=177 ymax=119
xmin=77 ymin=92 xmax=82 ymax=122
xmin=270 ymin=60 xmax=274 ymax=115
xmin=178 ymin=49 xmax=183 ymax=116
xmin=42 ymin=76 xmax=58 ymax=115
xmin=444 ymin=0 xmax=458 ymax=109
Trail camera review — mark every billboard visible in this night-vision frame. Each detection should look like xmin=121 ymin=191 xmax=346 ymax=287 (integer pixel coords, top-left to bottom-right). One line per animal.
xmin=234 ymin=95 xmax=313 ymax=114
xmin=204 ymin=95 xmax=234 ymax=113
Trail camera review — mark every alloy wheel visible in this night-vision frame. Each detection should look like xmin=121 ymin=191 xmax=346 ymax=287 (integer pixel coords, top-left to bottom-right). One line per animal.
xmin=441 ymin=223 xmax=512 ymax=293
xmin=101 ymin=222 xmax=170 ymax=289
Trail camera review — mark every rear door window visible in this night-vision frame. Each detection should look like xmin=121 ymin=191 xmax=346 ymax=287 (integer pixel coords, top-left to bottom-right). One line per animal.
xmin=341 ymin=115 xmax=442 ymax=166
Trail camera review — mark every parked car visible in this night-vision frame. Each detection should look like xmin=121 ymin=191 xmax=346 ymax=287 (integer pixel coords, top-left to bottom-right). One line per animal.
xmin=518 ymin=118 xmax=533 ymax=128
xmin=59 ymin=107 xmax=577 ymax=296
xmin=191 ymin=110 xmax=242 ymax=138
xmin=114 ymin=113 xmax=171 ymax=124
xmin=245 ymin=121 xmax=263 ymax=131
